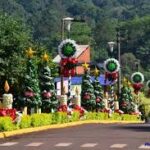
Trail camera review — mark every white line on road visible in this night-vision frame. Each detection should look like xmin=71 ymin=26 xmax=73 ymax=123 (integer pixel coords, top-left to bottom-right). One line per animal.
xmin=81 ymin=143 xmax=98 ymax=147
xmin=0 ymin=142 xmax=18 ymax=146
xmin=25 ymin=142 xmax=43 ymax=146
xmin=110 ymin=144 xmax=127 ymax=148
xmin=139 ymin=144 xmax=150 ymax=149
xmin=55 ymin=142 xmax=72 ymax=147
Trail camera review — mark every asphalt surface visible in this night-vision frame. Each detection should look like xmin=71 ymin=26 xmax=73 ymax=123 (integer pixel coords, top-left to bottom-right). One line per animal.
xmin=0 ymin=123 xmax=150 ymax=150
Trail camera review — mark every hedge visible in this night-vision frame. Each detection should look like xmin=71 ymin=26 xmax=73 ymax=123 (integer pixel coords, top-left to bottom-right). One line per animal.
xmin=0 ymin=112 xmax=141 ymax=131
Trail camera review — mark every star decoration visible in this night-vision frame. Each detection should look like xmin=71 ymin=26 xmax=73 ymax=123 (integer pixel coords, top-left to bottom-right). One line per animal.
xmin=26 ymin=47 xmax=35 ymax=58
xmin=82 ymin=62 xmax=89 ymax=71
xmin=42 ymin=53 xmax=49 ymax=62
xmin=94 ymin=67 xmax=100 ymax=77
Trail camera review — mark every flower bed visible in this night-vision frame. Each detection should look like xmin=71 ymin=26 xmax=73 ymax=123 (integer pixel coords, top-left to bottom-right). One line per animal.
xmin=0 ymin=112 xmax=141 ymax=132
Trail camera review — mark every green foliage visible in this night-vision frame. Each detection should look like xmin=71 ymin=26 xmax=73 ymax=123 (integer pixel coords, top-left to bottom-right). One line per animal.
xmin=39 ymin=62 xmax=58 ymax=113
xmin=0 ymin=117 xmax=16 ymax=131
xmin=31 ymin=113 xmax=53 ymax=127
xmin=69 ymin=111 xmax=80 ymax=122
xmin=81 ymin=71 xmax=96 ymax=111
xmin=97 ymin=112 xmax=109 ymax=120
xmin=20 ymin=115 xmax=31 ymax=129
xmin=86 ymin=112 xmax=97 ymax=120
xmin=122 ymin=114 xmax=140 ymax=121
xmin=139 ymin=104 xmax=150 ymax=120
xmin=52 ymin=112 xmax=68 ymax=124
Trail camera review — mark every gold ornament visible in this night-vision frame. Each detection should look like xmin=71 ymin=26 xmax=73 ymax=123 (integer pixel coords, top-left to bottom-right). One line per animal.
xmin=42 ymin=53 xmax=49 ymax=62
xmin=26 ymin=47 xmax=35 ymax=58
xmin=4 ymin=80 xmax=10 ymax=93
xmin=94 ymin=67 xmax=100 ymax=77
xmin=82 ymin=62 xmax=89 ymax=71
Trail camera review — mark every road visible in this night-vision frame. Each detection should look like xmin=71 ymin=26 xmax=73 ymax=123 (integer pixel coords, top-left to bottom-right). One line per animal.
xmin=0 ymin=123 xmax=150 ymax=150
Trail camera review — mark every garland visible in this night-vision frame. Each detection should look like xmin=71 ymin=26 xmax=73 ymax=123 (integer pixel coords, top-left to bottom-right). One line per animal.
xmin=131 ymin=72 xmax=144 ymax=84
xmin=104 ymin=58 xmax=120 ymax=73
xmin=58 ymin=39 xmax=77 ymax=58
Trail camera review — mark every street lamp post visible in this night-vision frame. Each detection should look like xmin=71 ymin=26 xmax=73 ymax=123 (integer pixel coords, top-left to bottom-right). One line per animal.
xmin=60 ymin=17 xmax=74 ymax=95
xmin=116 ymin=27 xmax=121 ymax=96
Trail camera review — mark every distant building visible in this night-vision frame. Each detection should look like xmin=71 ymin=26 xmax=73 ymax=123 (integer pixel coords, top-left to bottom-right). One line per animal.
xmin=53 ymin=45 xmax=90 ymax=75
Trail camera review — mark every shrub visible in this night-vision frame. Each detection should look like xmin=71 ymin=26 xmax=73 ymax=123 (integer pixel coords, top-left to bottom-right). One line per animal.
xmin=86 ymin=112 xmax=97 ymax=120
xmin=69 ymin=111 xmax=80 ymax=122
xmin=20 ymin=115 xmax=31 ymax=129
xmin=52 ymin=112 xmax=68 ymax=124
xmin=31 ymin=113 xmax=53 ymax=127
xmin=122 ymin=114 xmax=139 ymax=121
xmin=0 ymin=117 xmax=16 ymax=131
xmin=109 ymin=113 xmax=122 ymax=121
xmin=97 ymin=113 xmax=108 ymax=120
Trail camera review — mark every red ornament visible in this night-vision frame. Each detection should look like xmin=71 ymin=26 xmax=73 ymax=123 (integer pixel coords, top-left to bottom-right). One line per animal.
xmin=24 ymin=90 xmax=34 ymax=98
xmin=42 ymin=91 xmax=52 ymax=99
xmin=96 ymin=97 xmax=101 ymax=103
xmin=58 ymin=105 xmax=67 ymax=112
xmin=83 ymin=93 xmax=91 ymax=100
xmin=132 ymin=83 xmax=143 ymax=95
xmin=105 ymin=72 xmax=118 ymax=82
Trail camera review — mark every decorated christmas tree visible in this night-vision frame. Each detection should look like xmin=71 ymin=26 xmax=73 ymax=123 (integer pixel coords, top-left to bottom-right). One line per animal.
xmin=119 ymin=81 xmax=135 ymax=114
xmin=93 ymin=68 xmax=105 ymax=111
xmin=19 ymin=48 xmax=42 ymax=113
xmin=39 ymin=53 xmax=58 ymax=113
xmin=81 ymin=63 xmax=96 ymax=111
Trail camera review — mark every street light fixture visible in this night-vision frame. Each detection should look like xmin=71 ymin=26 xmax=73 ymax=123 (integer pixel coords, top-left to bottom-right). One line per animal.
xmin=108 ymin=41 xmax=115 ymax=53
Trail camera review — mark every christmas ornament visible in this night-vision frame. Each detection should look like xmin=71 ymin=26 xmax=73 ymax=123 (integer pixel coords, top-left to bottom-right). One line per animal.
xmin=131 ymin=72 xmax=144 ymax=94
xmin=42 ymin=53 xmax=49 ymax=62
xmin=94 ymin=67 xmax=100 ymax=77
xmin=104 ymin=58 xmax=120 ymax=73
xmin=60 ymin=58 xmax=78 ymax=77
xmin=82 ymin=62 xmax=89 ymax=71
xmin=42 ymin=91 xmax=52 ymax=99
xmin=24 ymin=90 xmax=34 ymax=98
xmin=131 ymin=72 xmax=144 ymax=84
xmin=26 ymin=47 xmax=35 ymax=58
xmin=58 ymin=39 xmax=77 ymax=58
xmin=105 ymin=72 xmax=118 ymax=82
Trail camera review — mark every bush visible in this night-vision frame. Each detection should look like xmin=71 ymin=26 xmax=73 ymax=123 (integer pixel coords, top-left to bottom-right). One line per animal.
xmin=69 ymin=111 xmax=80 ymax=122
xmin=20 ymin=115 xmax=31 ymax=129
xmin=108 ymin=113 xmax=122 ymax=121
xmin=0 ymin=117 xmax=16 ymax=131
xmin=31 ymin=113 xmax=53 ymax=127
xmin=97 ymin=113 xmax=108 ymax=120
xmin=86 ymin=112 xmax=97 ymax=120
xmin=139 ymin=104 xmax=150 ymax=120
xmin=122 ymin=114 xmax=139 ymax=121
xmin=52 ymin=112 xmax=68 ymax=124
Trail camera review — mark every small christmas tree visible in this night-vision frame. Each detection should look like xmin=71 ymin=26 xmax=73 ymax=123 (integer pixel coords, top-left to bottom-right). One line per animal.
xmin=19 ymin=48 xmax=42 ymax=113
xmin=39 ymin=53 xmax=58 ymax=113
xmin=93 ymin=68 xmax=105 ymax=111
xmin=119 ymin=84 xmax=134 ymax=114
xmin=81 ymin=63 xmax=96 ymax=111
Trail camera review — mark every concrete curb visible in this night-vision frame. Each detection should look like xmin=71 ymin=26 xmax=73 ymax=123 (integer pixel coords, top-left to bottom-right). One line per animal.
xmin=0 ymin=120 xmax=144 ymax=139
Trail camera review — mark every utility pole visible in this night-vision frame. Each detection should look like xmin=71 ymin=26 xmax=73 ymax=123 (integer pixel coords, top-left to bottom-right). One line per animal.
xmin=116 ymin=27 xmax=121 ymax=96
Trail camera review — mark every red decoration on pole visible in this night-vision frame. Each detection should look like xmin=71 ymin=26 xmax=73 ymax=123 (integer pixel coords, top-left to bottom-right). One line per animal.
xmin=105 ymin=72 xmax=118 ymax=82
xmin=60 ymin=58 xmax=78 ymax=77
xmin=132 ymin=83 xmax=143 ymax=95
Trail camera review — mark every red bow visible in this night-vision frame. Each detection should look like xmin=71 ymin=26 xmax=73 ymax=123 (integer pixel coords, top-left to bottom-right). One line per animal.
xmin=105 ymin=72 xmax=118 ymax=82
xmin=132 ymin=83 xmax=143 ymax=95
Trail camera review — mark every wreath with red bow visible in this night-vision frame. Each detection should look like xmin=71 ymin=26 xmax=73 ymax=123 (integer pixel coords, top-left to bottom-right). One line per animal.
xmin=131 ymin=72 xmax=144 ymax=94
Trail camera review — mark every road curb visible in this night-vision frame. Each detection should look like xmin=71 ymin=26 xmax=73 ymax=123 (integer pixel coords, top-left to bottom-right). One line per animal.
xmin=0 ymin=120 xmax=144 ymax=139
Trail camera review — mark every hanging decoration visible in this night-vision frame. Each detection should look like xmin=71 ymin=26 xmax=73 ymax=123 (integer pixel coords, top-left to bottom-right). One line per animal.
xmin=131 ymin=72 xmax=144 ymax=94
xmin=104 ymin=58 xmax=120 ymax=82
xmin=60 ymin=57 xmax=78 ymax=77
xmin=58 ymin=39 xmax=77 ymax=58
xmin=146 ymin=80 xmax=150 ymax=96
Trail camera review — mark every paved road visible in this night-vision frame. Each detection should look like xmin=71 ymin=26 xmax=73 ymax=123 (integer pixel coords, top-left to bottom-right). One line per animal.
xmin=0 ymin=123 xmax=150 ymax=150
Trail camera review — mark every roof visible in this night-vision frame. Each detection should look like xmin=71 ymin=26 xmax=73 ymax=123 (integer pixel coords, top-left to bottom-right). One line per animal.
xmin=54 ymin=75 xmax=115 ymax=86
xmin=53 ymin=45 xmax=89 ymax=63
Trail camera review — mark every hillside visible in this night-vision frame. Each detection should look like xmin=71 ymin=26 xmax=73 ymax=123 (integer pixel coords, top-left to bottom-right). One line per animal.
xmin=0 ymin=0 xmax=150 ymax=78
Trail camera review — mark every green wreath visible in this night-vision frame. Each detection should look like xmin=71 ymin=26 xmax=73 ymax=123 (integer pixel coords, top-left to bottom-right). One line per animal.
xmin=104 ymin=58 xmax=120 ymax=73
xmin=58 ymin=39 xmax=77 ymax=58
xmin=131 ymin=72 xmax=144 ymax=84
